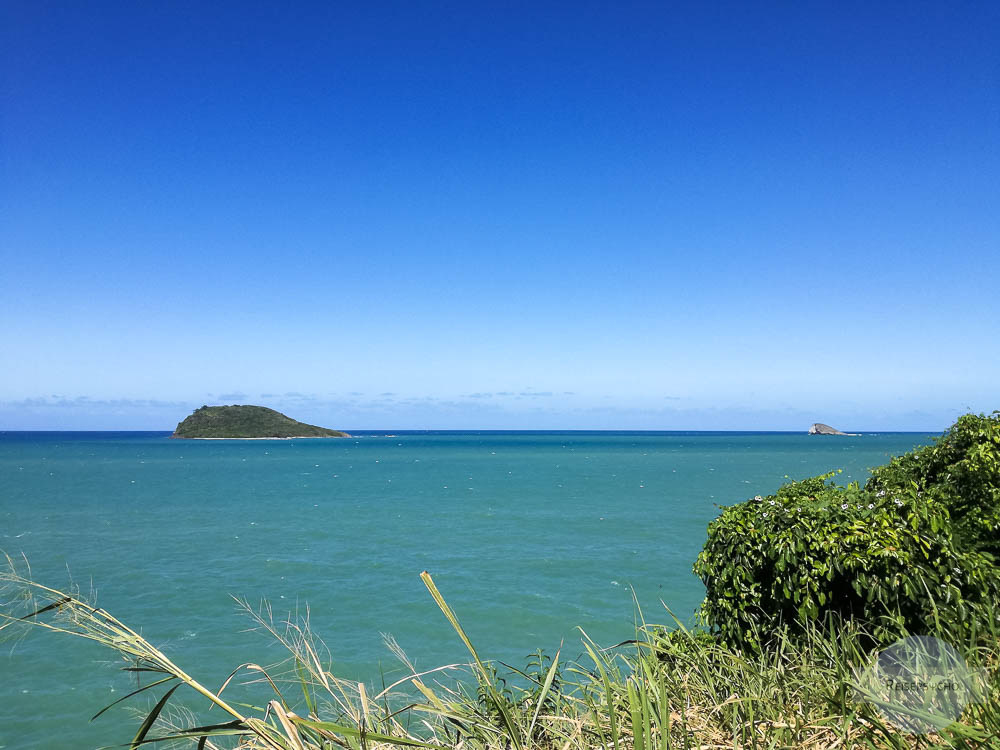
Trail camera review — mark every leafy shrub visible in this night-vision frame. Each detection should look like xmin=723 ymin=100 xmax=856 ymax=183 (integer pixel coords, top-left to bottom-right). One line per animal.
xmin=867 ymin=412 xmax=1000 ymax=558
xmin=693 ymin=413 xmax=1000 ymax=647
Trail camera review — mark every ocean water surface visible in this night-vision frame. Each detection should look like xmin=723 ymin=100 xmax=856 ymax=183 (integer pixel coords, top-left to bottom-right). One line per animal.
xmin=0 ymin=430 xmax=936 ymax=749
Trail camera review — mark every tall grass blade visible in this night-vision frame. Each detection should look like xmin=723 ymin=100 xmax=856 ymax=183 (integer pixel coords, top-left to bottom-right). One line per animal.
xmin=289 ymin=717 xmax=445 ymax=748
xmin=420 ymin=570 xmax=525 ymax=750
xmin=527 ymin=648 xmax=560 ymax=740
xmin=129 ymin=684 xmax=180 ymax=749
xmin=91 ymin=675 xmax=177 ymax=721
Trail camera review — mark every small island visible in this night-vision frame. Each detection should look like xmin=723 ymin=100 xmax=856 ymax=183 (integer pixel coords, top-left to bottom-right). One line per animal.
xmin=172 ymin=405 xmax=350 ymax=439
xmin=808 ymin=422 xmax=848 ymax=436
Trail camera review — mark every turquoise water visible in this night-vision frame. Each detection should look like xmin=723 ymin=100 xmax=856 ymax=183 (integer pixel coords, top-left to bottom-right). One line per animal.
xmin=0 ymin=430 xmax=935 ymax=749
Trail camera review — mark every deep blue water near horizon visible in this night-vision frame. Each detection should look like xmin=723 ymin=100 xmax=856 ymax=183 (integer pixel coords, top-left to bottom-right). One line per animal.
xmin=1 ymin=429 xmax=936 ymax=749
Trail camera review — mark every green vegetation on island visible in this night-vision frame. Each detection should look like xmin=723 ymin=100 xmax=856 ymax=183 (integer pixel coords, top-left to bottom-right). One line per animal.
xmin=3 ymin=413 xmax=999 ymax=748
xmin=171 ymin=404 xmax=350 ymax=439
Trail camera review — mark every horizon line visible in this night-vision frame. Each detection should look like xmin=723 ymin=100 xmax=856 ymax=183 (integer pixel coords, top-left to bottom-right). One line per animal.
xmin=0 ymin=427 xmax=942 ymax=435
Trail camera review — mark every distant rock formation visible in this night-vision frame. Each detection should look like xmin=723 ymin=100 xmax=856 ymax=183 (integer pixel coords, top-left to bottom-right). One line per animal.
xmin=172 ymin=405 xmax=350 ymax=439
xmin=808 ymin=423 xmax=848 ymax=436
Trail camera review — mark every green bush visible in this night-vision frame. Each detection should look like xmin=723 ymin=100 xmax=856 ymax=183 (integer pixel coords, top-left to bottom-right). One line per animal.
xmin=867 ymin=412 xmax=1000 ymax=558
xmin=693 ymin=413 xmax=1000 ymax=647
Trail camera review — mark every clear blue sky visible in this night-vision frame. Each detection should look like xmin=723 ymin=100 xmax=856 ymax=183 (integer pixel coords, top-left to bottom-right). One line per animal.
xmin=2 ymin=1 xmax=997 ymax=430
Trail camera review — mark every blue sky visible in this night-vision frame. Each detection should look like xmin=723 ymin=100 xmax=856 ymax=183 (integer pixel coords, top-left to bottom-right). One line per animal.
xmin=2 ymin=1 xmax=997 ymax=430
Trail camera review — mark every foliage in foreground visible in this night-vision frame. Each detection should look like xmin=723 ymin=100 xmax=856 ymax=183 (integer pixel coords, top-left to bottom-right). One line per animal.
xmin=2 ymin=561 xmax=999 ymax=750
xmin=694 ymin=412 xmax=1000 ymax=646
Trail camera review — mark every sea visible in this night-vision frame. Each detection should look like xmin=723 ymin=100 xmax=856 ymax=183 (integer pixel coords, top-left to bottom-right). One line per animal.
xmin=0 ymin=429 xmax=936 ymax=749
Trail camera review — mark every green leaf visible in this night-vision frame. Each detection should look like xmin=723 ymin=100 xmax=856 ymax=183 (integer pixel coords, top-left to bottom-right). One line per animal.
xmin=130 ymin=684 xmax=180 ymax=749
xmin=91 ymin=675 xmax=178 ymax=721
xmin=290 ymin=717 xmax=445 ymax=748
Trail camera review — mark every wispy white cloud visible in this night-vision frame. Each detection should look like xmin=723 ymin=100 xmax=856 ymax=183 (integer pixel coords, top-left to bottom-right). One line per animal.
xmin=1 ymin=396 xmax=189 ymax=409
xmin=217 ymin=392 xmax=249 ymax=401
xmin=0 ymin=396 xmax=195 ymax=430
xmin=0 ymin=392 xmax=964 ymax=432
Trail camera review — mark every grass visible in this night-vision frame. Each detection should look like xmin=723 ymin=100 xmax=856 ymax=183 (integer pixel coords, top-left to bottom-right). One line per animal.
xmin=1 ymin=555 xmax=998 ymax=750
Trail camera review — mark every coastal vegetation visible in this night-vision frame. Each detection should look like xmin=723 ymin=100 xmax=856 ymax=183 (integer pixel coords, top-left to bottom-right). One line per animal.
xmin=696 ymin=413 xmax=1000 ymax=647
xmin=172 ymin=405 xmax=350 ymax=439
xmin=2 ymin=413 xmax=999 ymax=748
